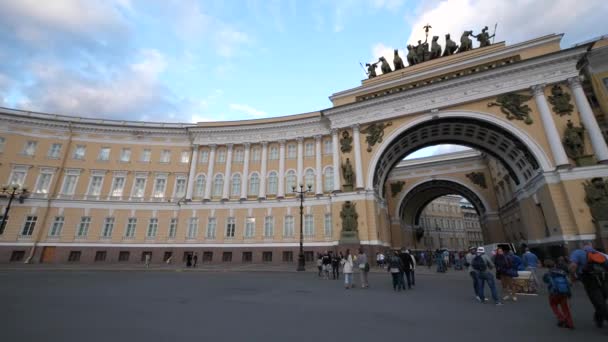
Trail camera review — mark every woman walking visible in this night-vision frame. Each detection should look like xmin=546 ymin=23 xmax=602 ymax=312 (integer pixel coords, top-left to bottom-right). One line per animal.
xmin=387 ymin=250 xmax=405 ymax=291
xmin=357 ymin=247 xmax=370 ymax=288
xmin=495 ymin=247 xmax=518 ymax=302
xmin=341 ymin=249 xmax=355 ymax=289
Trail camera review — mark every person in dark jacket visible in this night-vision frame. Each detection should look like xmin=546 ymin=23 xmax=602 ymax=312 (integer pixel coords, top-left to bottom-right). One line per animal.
xmin=400 ymin=249 xmax=414 ymax=289
xmin=331 ymin=253 xmax=340 ymax=280
xmin=495 ymin=248 xmax=517 ymax=302
xmin=387 ymin=250 xmax=405 ymax=291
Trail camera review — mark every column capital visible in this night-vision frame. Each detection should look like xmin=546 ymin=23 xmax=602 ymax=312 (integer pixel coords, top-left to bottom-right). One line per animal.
xmin=261 ymin=141 xmax=268 ymax=147
xmin=567 ymin=76 xmax=581 ymax=88
xmin=530 ymin=84 xmax=546 ymax=96
xmin=243 ymin=142 xmax=251 ymax=148
xmin=351 ymin=124 xmax=360 ymax=132
xmin=330 ymin=128 xmax=339 ymax=135
xmin=296 ymin=137 xmax=304 ymax=143
xmin=278 ymin=139 xmax=286 ymax=146
xmin=226 ymin=143 xmax=234 ymax=150
xmin=208 ymin=144 xmax=217 ymax=150
xmin=314 ymin=135 xmax=323 ymax=141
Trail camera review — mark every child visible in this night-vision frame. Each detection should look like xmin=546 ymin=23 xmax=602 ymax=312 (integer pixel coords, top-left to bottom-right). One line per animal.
xmin=542 ymin=259 xmax=574 ymax=329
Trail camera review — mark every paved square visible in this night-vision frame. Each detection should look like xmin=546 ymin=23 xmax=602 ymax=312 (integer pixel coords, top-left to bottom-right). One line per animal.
xmin=1 ymin=269 xmax=607 ymax=341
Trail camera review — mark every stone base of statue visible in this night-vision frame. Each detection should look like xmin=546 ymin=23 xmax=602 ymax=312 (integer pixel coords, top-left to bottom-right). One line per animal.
xmin=339 ymin=230 xmax=360 ymax=245
xmin=343 ymin=184 xmax=353 ymax=192
xmin=574 ymin=155 xmax=595 ymax=167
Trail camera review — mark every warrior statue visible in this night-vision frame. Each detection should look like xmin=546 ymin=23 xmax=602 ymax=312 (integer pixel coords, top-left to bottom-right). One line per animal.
xmin=430 ymin=36 xmax=442 ymax=59
xmin=379 ymin=56 xmax=392 ymax=74
xmin=406 ymin=45 xmax=418 ymax=66
xmin=442 ymin=33 xmax=458 ymax=56
xmin=342 ymin=158 xmax=354 ymax=190
xmin=458 ymin=30 xmax=473 ymax=53
xmin=340 ymin=201 xmax=359 ymax=232
xmin=415 ymin=40 xmax=429 ymax=63
xmin=365 ymin=62 xmax=378 ymax=79
xmin=584 ymin=177 xmax=608 ymax=221
xmin=393 ymin=49 xmax=405 ymax=70
xmin=473 ymin=26 xmax=494 ymax=48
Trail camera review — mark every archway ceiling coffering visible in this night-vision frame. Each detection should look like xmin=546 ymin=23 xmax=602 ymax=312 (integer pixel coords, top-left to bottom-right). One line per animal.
xmin=374 ymin=118 xmax=540 ymax=199
xmin=398 ymin=180 xmax=486 ymax=227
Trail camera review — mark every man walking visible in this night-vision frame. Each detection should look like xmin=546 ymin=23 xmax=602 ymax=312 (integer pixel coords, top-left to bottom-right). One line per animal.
xmin=400 ymin=249 xmax=414 ymax=289
xmin=474 ymin=247 xmax=503 ymax=305
xmin=569 ymin=241 xmax=608 ymax=327
xmin=523 ymin=247 xmax=540 ymax=290
xmin=465 ymin=246 xmax=479 ymax=300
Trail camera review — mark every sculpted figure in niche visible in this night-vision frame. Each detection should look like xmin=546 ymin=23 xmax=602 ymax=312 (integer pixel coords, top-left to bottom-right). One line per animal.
xmin=406 ymin=45 xmax=419 ymax=66
xmin=563 ymin=120 xmax=585 ymax=159
xmin=443 ymin=33 xmax=459 ymax=56
xmin=430 ymin=36 xmax=442 ymax=60
xmin=340 ymin=130 xmax=353 ymax=153
xmin=340 ymin=201 xmax=359 ymax=232
xmin=379 ymin=56 xmax=392 ymax=74
xmin=458 ymin=30 xmax=473 ymax=53
xmin=473 ymin=26 xmax=494 ymax=48
xmin=341 ymin=158 xmax=354 ymax=191
xmin=393 ymin=49 xmax=405 ymax=70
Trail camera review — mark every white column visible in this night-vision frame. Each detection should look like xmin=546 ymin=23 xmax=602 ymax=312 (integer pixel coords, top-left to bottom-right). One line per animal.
xmin=331 ymin=129 xmax=341 ymax=192
xmin=259 ymin=142 xmax=268 ymax=199
xmin=278 ymin=140 xmax=286 ymax=198
xmin=297 ymin=137 xmax=304 ymax=185
xmin=185 ymin=144 xmax=199 ymax=200
xmin=203 ymin=144 xmax=216 ymax=201
xmin=315 ymin=135 xmax=323 ymax=195
xmin=531 ymin=85 xmax=570 ymax=168
xmin=568 ymin=76 xmax=608 ymax=163
xmin=240 ymin=143 xmax=250 ymax=200
xmin=352 ymin=125 xmax=364 ymax=189
xmin=222 ymin=144 xmax=233 ymax=200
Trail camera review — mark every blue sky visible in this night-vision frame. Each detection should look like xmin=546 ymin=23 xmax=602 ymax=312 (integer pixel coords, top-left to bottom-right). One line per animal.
xmin=0 ymin=0 xmax=606 ymax=125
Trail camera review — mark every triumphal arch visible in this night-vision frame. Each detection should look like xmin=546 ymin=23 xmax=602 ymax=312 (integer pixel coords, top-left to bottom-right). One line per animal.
xmin=1 ymin=29 xmax=608 ymax=263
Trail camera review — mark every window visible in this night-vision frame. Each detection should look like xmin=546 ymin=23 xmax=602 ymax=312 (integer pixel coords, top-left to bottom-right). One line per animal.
xmin=251 ymin=148 xmax=261 ymax=161
xmin=95 ymin=251 xmax=107 ymax=262
xmin=49 ymin=216 xmax=64 ymax=237
xmin=231 ymin=174 xmax=241 ymax=197
xmin=242 ymin=252 xmax=253 ymax=263
xmin=87 ymin=175 xmax=104 ymax=197
xmin=0 ymin=137 xmax=5 ymax=153
xmin=269 ymin=146 xmax=279 ymax=160
xmin=48 ymin=143 xmax=62 ymax=158
xmin=110 ymin=176 xmax=125 ymax=198
xmin=203 ymin=251 xmax=213 ymax=262
xmin=222 ymin=252 xmax=232 ymax=262
xmin=10 ymin=251 xmax=25 ymax=262
xmin=160 ymin=150 xmax=171 ymax=163
xmin=199 ymin=150 xmax=209 ymax=163
xmin=132 ymin=176 xmax=147 ymax=198
xmin=98 ymin=147 xmax=110 ymax=161
xmin=168 ymin=218 xmax=178 ymax=239
xmin=34 ymin=172 xmax=53 ymax=194
xmin=68 ymin=251 xmax=81 ymax=262
xmin=305 ymin=142 xmax=314 ymax=157
xmin=118 ymin=148 xmax=131 ymax=162
xmin=21 ymin=216 xmax=37 ymax=236
xmin=76 ymin=217 xmax=91 ymax=237
xmin=187 ymin=217 xmax=198 ymax=239
xmin=102 ymin=217 xmax=114 ymax=238
xmin=140 ymin=149 xmax=151 ymax=162
xmin=153 ymin=177 xmax=166 ymax=198
xmin=324 ymin=214 xmax=332 ymax=237
xmin=286 ymin=170 xmax=296 ymax=194
xmin=225 ymin=217 xmax=235 ymax=238
xmin=262 ymin=251 xmax=272 ymax=262
xmin=70 ymin=145 xmax=86 ymax=161
xmin=267 ymin=171 xmax=278 ymax=195
xmin=282 ymin=251 xmax=293 ymax=262
xmin=264 ymin=216 xmax=274 ymax=238
xmin=8 ymin=167 xmax=27 ymax=187
xmin=174 ymin=177 xmax=186 ymax=198
xmin=194 ymin=174 xmax=206 ymax=197
xmin=283 ymin=215 xmax=294 ymax=237
xmin=324 ymin=167 xmax=334 ymax=192
xmin=22 ymin=141 xmax=37 ymax=156
xmin=213 ymin=174 xmax=223 ymax=197
xmin=180 ymin=151 xmax=190 ymax=163
xmin=234 ymin=149 xmax=244 ymax=163
xmin=147 ymin=218 xmax=158 ymax=238
xmin=217 ymin=149 xmax=226 ymax=163
xmin=141 ymin=252 xmax=152 ymax=262
xmin=248 ymin=173 xmax=260 ymax=196
xmin=305 ymin=169 xmax=315 ymax=190
xmin=125 ymin=218 xmax=137 ymax=238
xmin=304 ymin=215 xmax=314 ymax=237
xmin=60 ymin=172 xmax=79 ymax=196
xmin=323 ymin=139 xmax=332 ymax=154
xmin=206 ymin=218 xmax=216 ymax=239
xmin=163 ymin=252 xmax=173 ymax=262
xmin=119 ymin=251 xmax=130 ymax=262
xmin=287 ymin=144 xmax=296 ymax=159
xmin=244 ymin=217 xmax=255 ymax=238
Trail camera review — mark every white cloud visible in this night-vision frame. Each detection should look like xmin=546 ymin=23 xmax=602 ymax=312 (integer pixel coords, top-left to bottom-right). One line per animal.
xmin=371 ymin=0 xmax=405 ymax=11
xmin=405 ymin=144 xmax=472 ymax=159
xmin=229 ymin=104 xmax=268 ymax=118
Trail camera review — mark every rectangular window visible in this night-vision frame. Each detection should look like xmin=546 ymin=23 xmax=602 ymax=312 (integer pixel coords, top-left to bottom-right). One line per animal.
xmin=21 ymin=216 xmax=37 ymax=236
xmin=153 ymin=177 xmax=166 ymax=198
xmin=304 ymin=215 xmax=314 ymax=237
xmin=217 ymin=150 xmax=226 ymax=163
xmin=225 ymin=217 xmax=235 ymax=238
xmin=324 ymin=214 xmax=332 ymax=237
xmin=222 ymin=252 xmax=232 ymax=262
xmin=174 ymin=177 xmax=186 ymax=198
xmin=102 ymin=217 xmax=114 ymax=238
xmin=61 ymin=174 xmax=78 ymax=196
xmin=269 ymin=146 xmax=278 ymax=160
xmin=141 ymin=251 xmax=152 ymax=262
xmin=244 ymin=217 xmax=255 ymax=238
xmin=180 ymin=151 xmax=190 ymax=163
xmin=125 ymin=218 xmax=137 ymax=238
xmin=160 ymin=150 xmax=171 ymax=163
xmin=76 ymin=216 xmax=91 ymax=237
xmin=0 ymin=137 xmax=5 ymax=153
xmin=206 ymin=217 xmax=216 ymax=239
xmin=8 ymin=167 xmax=27 ymax=187
xmin=98 ymin=147 xmax=110 ymax=161
xmin=283 ymin=216 xmax=294 ymax=237
xmin=68 ymin=251 xmax=81 ymax=262
xmin=163 ymin=252 xmax=173 ymax=262
xmin=132 ymin=177 xmax=147 ymax=198
xmin=120 ymin=148 xmax=131 ymax=162
xmin=73 ymin=145 xmax=86 ymax=160
xmin=251 ymin=148 xmax=261 ymax=161
xmin=147 ymin=218 xmax=158 ymax=238
xmin=262 ymin=251 xmax=272 ymax=262
xmin=264 ymin=216 xmax=274 ymax=238
xmin=282 ymin=251 xmax=293 ymax=262
xmin=168 ymin=218 xmax=178 ymax=239
xmin=287 ymin=144 xmax=296 ymax=159
xmin=87 ymin=175 xmax=104 ymax=196
xmin=47 ymin=143 xmax=62 ymax=158
xmin=323 ymin=139 xmax=332 ymax=154
xmin=141 ymin=149 xmax=151 ymax=162
xmin=305 ymin=142 xmax=314 ymax=157
xmin=199 ymin=150 xmax=209 ymax=163
xmin=95 ymin=251 xmax=107 ymax=262
xmin=187 ymin=217 xmax=198 ymax=239
xmin=49 ymin=216 xmax=64 ymax=237
xmin=242 ymin=251 xmax=253 ymax=263
xmin=203 ymin=251 xmax=213 ymax=263
xmin=119 ymin=251 xmax=130 ymax=262
xmin=110 ymin=176 xmax=125 ymax=197
xmin=234 ymin=149 xmax=244 ymax=163
xmin=10 ymin=251 xmax=25 ymax=262
xmin=22 ymin=141 xmax=37 ymax=156
xmin=34 ymin=172 xmax=53 ymax=194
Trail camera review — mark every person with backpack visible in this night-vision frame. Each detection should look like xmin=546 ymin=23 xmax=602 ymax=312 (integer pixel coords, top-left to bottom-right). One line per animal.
xmin=569 ymin=241 xmax=608 ymax=328
xmin=387 ymin=250 xmax=405 ymax=291
xmin=465 ymin=246 xmax=480 ymax=300
xmin=495 ymin=247 xmax=518 ymax=302
xmin=473 ymin=247 xmax=503 ymax=305
xmin=399 ymin=249 xmax=414 ymax=290
xmin=542 ymin=259 xmax=573 ymax=329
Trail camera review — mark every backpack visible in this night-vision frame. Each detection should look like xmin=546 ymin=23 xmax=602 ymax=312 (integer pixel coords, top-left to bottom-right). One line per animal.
xmin=472 ymin=255 xmax=487 ymax=272
xmin=584 ymin=251 xmax=608 ymax=273
xmin=548 ymin=271 xmax=571 ymax=296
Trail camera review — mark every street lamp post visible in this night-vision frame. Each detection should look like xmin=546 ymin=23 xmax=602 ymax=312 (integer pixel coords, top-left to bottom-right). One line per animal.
xmin=0 ymin=184 xmax=29 ymax=234
xmin=293 ymin=183 xmax=312 ymax=272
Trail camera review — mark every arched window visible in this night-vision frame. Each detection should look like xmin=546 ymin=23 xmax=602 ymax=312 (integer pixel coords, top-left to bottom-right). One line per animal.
xmin=249 ymin=173 xmax=260 ymax=197
xmin=305 ymin=169 xmax=315 ymax=189
xmin=194 ymin=174 xmax=206 ymax=197
xmin=213 ymin=174 xmax=223 ymax=197
xmin=267 ymin=171 xmax=278 ymax=195
xmin=231 ymin=174 xmax=241 ymax=196
xmin=323 ymin=167 xmax=333 ymax=192
xmin=285 ymin=170 xmax=296 ymax=194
